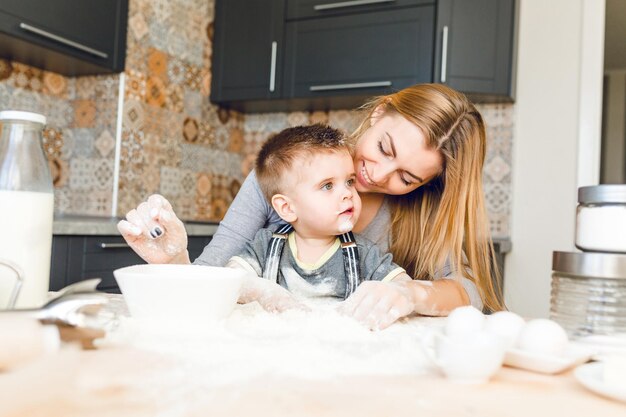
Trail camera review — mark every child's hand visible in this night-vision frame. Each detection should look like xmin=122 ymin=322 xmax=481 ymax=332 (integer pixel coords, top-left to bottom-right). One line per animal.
xmin=117 ymin=194 xmax=190 ymax=264
xmin=238 ymin=274 xmax=310 ymax=313
xmin=338 ymin=280 xmax=415 ymax=331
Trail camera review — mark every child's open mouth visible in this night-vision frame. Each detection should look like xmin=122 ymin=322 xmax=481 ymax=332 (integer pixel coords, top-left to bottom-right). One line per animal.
xmin=340 ymin=208 xmax=353 ymax=216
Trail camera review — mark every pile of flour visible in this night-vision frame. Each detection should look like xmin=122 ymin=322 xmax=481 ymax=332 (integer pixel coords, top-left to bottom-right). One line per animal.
xmin=102 ymin=300 xmax=441 ymax=387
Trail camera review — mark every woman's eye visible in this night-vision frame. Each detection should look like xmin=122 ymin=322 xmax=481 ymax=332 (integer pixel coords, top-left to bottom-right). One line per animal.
xmin=322 ymin=183 xmax=333 ymax=190
xmin=377 ymin=140 xmax=390 ymax=156
xmin=401 ymin=177 xmax=411 ymax=186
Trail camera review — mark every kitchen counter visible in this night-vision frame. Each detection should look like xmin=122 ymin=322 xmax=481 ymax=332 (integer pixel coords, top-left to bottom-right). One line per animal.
xmin=53 ymin=215 xmax=219 ymax=237
xmin=0 ymin=342 xmax=621 ymax=416
xmin=53 ymin=215 xmax=511 ymax=253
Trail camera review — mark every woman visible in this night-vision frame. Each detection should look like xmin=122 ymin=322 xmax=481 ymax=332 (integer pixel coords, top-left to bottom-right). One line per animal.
xmin=118 ymin=83 xmax=503 ymax=330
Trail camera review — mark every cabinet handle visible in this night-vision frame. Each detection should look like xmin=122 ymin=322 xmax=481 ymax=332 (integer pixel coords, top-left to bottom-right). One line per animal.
xmin=269 ymin=41 xmax=277 ymax=92
xmin=99 ymin=243 xmax=130 ymax=249
xmin=309 ymin=81 xmax=392 ymax=92
xmin=440 ymin=25 xmax=448 ymax=83
xmin=19 ymin=23 xmax=109 ymax=59
xmin=314 ymin=0 xmax=395 ymax=11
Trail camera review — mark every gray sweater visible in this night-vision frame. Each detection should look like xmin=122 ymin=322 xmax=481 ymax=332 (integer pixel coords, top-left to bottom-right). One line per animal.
xmin=194 ymin=171 xmax=483 ymax=309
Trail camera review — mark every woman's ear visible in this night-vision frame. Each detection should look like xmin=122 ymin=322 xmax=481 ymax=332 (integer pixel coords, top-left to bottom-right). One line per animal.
xmin=271 ymin=194 xmax=297 ymax=223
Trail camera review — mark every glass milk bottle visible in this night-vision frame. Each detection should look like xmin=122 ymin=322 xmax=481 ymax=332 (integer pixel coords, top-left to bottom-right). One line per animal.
xmin=0 ymin=111 xmax=53 ymax=308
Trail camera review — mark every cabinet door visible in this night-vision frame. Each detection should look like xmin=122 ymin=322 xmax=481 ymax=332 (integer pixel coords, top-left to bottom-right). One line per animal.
xmin=434 ymin=0 xmax=515 ymax=100
xmin=283 ymin=6 xmax=434 ymax=103
xmin=286 ymin=0 xmax=432 ymax=20
xmin=211 ymin=0 xmax=286 ymax=103
xmin=0 ymin=0 xmax=128 ymax=75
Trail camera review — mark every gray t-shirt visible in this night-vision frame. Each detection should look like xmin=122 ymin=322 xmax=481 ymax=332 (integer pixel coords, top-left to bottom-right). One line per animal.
xmin=194 ymin=171 xmax=483 ymax=309
xmin=230 ymin=227 xmax=405 ymax=300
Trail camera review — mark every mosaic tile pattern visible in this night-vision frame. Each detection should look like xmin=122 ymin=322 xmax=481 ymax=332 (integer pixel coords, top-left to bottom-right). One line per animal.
xmin=0 ymin=0 xmax=514 ymax=238
xmin=118 ymin=0 xmax=245 ymax=221
xmin=0 ymin=60 xmax=119 ymax=217
xmin=478 ymin=103 xmax=514 ymax=238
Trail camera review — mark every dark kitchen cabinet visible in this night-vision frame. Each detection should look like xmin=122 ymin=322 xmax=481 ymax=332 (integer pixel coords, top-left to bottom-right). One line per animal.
xmin=210 ymin=0 xmax=517 ymax=111
xmin=210 ymin=0 xmax=286 ymax=102
xmin=283 ymin=5 xmax=434 ymax=108
xmin=50 ymin=235 xmax=212 ymax=293
xmin=285 ymin=0 xmax=433 ymax=20
xmin=434 ymin=0 xmax=516 ymax=101
xmin=0 ymin=0 xmax=128 ymax=76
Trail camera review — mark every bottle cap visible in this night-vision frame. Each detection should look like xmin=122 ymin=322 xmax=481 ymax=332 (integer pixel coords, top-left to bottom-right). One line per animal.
xmin=0 ymin=110 xmax=46 ymax=125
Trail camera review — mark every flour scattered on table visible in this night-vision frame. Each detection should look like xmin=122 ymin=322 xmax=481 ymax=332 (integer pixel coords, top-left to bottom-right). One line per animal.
xmin=102 ymin=301 xmax=440 ymax=387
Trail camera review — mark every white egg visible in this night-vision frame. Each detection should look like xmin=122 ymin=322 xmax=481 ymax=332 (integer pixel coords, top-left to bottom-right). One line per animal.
xmin=445 ymin=306 xmax=485 ymax=338
xmin=516 ymin=319 xmax=569 ymax=355
xmin=484 ymin=311 xmax=526 ymax=349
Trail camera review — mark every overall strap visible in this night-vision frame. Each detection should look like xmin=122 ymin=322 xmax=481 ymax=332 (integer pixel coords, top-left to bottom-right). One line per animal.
xmin=339 ymin=231 xmax=361 ymax=298
xmin=263 ymin=223 xmax=294 ymax=283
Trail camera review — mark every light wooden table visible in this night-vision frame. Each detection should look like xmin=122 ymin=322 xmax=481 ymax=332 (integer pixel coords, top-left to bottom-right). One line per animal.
xmin=0 ymin=345 xmax=624 ymax=417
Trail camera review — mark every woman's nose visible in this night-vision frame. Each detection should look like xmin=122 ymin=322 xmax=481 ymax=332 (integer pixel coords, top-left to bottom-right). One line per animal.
xmin=370 ymin=163 xmax=394 ymax=184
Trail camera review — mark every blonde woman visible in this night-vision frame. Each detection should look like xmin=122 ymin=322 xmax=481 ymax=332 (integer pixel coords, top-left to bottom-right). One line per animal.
xmin=119 ymin=83 xmax=503 ymax=329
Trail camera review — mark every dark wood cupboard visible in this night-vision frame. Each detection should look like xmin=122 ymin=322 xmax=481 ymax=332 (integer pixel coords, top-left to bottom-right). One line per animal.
xmin=210 ymin=0 xmax=517 ymax=111
xmin=0 ymin=0 xmax=128 ymax=75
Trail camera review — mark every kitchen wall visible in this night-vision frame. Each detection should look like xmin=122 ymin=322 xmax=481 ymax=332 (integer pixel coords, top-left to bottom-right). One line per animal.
xmin=0 ymin=0 xmax=514 ymax=239
xmin=505 ymin=0 xmax=605 ymax=318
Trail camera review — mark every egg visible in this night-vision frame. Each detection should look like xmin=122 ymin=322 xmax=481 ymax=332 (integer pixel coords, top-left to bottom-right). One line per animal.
xmin=445 ymin=306 xmax=485 ymax=338
xmin=484 ymin=311 xmax=526 ymax=349
xmin=516 ymin=318 xmax=569 ymax=355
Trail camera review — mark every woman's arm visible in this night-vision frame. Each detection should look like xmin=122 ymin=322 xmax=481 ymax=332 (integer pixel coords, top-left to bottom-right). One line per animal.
xmin=340 ymin=274 xmax=470 ymax=330
xmin=193 ymin=170 xmax=282 ymax=266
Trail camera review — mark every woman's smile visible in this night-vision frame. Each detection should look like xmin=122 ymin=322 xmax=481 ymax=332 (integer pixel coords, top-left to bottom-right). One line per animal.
xmin=358 ymin=162 xmax=377 ymax=188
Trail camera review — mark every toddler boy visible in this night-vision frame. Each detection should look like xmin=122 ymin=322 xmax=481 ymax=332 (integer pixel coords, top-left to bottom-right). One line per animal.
xmin=229 ymin=124 xmax=409 ymax=305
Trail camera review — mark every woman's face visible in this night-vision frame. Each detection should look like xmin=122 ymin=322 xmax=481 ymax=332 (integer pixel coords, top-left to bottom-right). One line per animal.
xmin=353 ymin=110 xmax=444 ymax=195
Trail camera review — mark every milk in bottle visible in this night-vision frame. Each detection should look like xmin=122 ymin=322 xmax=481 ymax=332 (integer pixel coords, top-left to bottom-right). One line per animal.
xmin=0 ymin=111 xmax=53 ymax=309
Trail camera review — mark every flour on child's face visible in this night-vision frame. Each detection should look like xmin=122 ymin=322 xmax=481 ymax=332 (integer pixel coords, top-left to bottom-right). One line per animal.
xmin=289 ymin=151 xmax=362 ymax=236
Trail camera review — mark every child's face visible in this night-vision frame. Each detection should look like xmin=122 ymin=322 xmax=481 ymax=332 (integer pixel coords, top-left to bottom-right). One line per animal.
xmin=285 ymin=150 xmax=361 ymax=237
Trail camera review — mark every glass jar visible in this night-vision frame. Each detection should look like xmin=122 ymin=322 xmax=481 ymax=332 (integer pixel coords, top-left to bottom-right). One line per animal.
xmin=575 ymin=185 xmax=626 ymax=253
xmin=0 ymin=110 xmax=53 ymax=309
xmin=551 ymin=251 xmax=626 ymax=339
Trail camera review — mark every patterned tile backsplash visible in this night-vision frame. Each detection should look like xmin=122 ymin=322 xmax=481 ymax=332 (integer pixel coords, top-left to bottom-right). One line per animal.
xmin=0 ymin=0 xmax=513 ymax=239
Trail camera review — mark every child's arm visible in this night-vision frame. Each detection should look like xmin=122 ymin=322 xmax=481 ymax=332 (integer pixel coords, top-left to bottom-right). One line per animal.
xmin=227 ymin=258 xmax=309 ymax=313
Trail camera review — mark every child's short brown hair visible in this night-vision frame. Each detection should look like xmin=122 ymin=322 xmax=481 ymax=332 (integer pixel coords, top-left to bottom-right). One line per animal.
xmin=255 ymin=124 xmax=349 ymax=201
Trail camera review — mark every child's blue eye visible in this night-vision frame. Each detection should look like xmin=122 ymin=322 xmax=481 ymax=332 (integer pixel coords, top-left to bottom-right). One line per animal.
xmin=322 ymin=183 xmax=333 ymax=190
xmin=346 ymin=178 xmax=355 ymax=187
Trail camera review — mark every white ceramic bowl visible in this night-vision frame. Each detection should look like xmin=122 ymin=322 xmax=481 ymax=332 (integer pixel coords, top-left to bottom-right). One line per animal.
xmin=114 ymin=264 xmax=245 ymax=326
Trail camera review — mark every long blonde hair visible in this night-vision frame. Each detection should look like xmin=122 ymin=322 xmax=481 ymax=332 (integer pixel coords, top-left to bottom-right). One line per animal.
xmin=352 ymin=84 xmax=503 ymax=312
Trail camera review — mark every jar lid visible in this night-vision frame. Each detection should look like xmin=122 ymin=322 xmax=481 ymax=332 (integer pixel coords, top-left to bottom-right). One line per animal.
xmin=553 ymin=251 xmax=626 ymax=279
xmin=0 ymin=110 xmax=46 ymax=125
xmin=578 ymin=185 xmax=626 ymax=204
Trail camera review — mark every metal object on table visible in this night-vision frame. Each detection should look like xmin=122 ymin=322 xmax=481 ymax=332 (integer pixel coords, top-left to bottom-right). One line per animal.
xmin=0 ymin=278 xmax=111 ymax=348
xmin=2 ymin=278 xmax=109 ymax=326
xmin=551 ymin=251 xmax=626 ymax=338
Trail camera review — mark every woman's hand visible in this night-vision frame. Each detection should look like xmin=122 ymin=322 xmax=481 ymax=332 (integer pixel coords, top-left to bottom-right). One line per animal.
xmin=117 ymin=194 xmax=190 ymax=264
xmin=338 ymin=278 xmax=417 ymax=331
xmin=340 ymin=277 xmax=472 ymax=330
